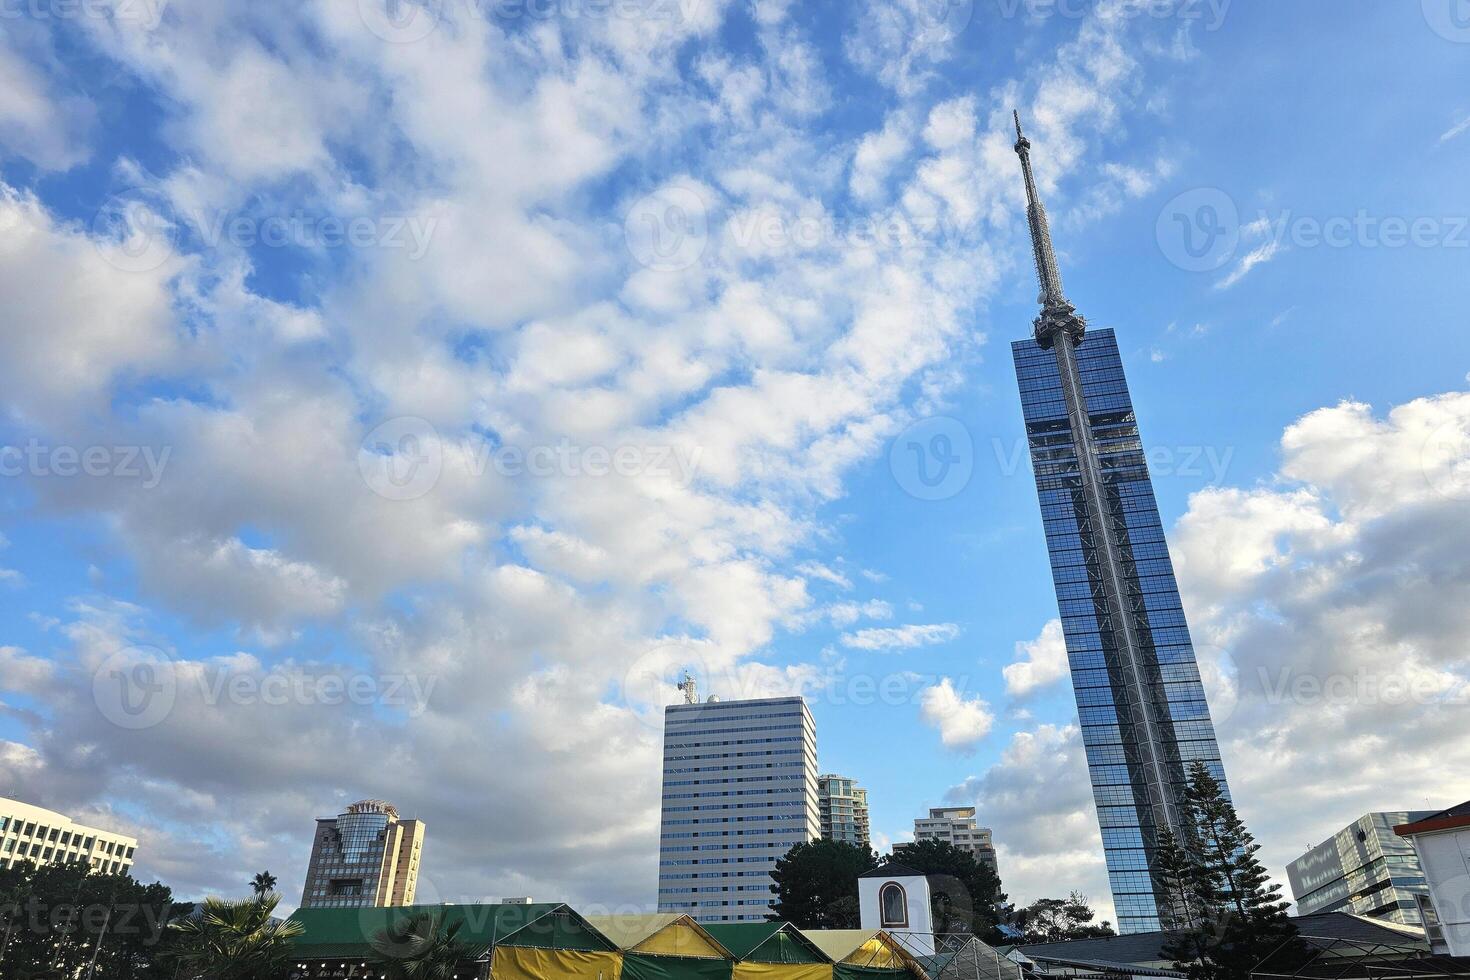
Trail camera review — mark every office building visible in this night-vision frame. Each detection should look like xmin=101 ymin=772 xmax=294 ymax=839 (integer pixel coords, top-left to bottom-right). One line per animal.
xmin=1395 ymin=802 xmax=1470 ymax=956
xmin=1286 ymin=810 xmax=1435 ymax=927
xmin=657 ymin=685 xmax=820 ymax=923
xmin=818 ymin=774 xmax=871 ymax=849
xmin=0 ymin=797 xmax=138 ymax=875
xmin=913 ymin=806 xmax=997 ymax=873
xmin=300 ymin=799 xmax=425 ymax=909
xmin=1009 ymin=113 xmax=1232 ymax=933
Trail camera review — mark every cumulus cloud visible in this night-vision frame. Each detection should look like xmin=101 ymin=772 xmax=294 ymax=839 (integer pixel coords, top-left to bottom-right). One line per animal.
xmin=840 ymin=623 xmax=960 ymax=650
xmin=1003 ymin=618 xmax=1069 ymax=697
xmin=0 ymin=0 xmax=1222 ymax=914
xmin=919 ymin=678 xmax=995 ymax=752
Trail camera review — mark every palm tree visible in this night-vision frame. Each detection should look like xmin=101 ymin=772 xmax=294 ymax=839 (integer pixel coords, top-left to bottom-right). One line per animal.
xmin=168 ymin=894 xmax=303 ymax=980
xmin=251 ymin=871 xmax=278 ymax=898
xmin=370 ymin=911 xmax=468 ymax=980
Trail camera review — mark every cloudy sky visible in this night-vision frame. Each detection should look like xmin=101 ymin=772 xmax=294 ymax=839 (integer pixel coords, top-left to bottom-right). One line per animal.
xmin=2 ymin=0 xmax=1469 ymax=925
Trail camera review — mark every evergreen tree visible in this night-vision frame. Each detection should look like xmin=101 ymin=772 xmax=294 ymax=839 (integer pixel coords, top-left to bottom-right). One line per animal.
xmin=891 ymin=838 xmax=1007 ymax=942
xmin=768 ymin=839 xmax=877 ymax=928
xmin=1160 ymin=763 xmax=1299 ymax=980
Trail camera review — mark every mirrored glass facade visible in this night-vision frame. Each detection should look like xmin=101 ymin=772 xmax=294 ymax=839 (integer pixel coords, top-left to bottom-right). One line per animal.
xmin=1012 ymin=328 xmax=1230 ymax=934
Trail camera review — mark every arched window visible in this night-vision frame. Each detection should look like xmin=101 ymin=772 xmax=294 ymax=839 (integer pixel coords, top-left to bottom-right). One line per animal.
xmin=879 ymin=882 xmax=908 ymax=928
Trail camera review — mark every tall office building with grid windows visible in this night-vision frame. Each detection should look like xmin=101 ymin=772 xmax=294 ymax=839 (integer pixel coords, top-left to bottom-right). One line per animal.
xmin=657 ymin=692 xmax=820 ymax=923
xmin=1009 ymin=114 xmax=1231 ymax=934
xmin=300 ymin=799 xmax=424 ymax=909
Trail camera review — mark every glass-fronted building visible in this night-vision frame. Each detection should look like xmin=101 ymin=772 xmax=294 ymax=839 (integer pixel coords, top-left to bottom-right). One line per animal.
xmin=1287 ymin=810 xmax=1436 ymax=926
xmin=300 ymin=799 xmax=424 ymax=909
xmin=1008 ymin=113 xmax=1231 ymax=935
xmin=1012 ymin=329 xmax=1231 ymax=934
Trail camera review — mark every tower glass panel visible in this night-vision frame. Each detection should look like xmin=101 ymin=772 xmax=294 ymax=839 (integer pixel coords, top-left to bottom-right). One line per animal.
xmin=1012 ymin=328 xmax=1230 ymax=934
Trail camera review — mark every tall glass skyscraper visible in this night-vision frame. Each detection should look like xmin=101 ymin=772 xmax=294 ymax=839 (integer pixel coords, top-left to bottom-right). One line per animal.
xmin=1009 ymin=114 xmax=1231 ymax=934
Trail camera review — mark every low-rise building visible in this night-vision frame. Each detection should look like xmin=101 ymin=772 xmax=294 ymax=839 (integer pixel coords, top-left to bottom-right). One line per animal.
xmin=1286 ymin=810 xmax=1434 ymax=926
xmin=1395 ymin=800 xmax=1470 ymax=956
xmin=0 ymin=797 xmax=138 ymax=875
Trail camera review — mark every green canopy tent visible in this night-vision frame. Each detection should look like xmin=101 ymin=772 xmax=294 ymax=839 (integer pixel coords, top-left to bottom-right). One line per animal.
xmin=703 ymin=924 xmax=830 ymax=965
xmin=287 ymin=902 xmax=614 ymax=980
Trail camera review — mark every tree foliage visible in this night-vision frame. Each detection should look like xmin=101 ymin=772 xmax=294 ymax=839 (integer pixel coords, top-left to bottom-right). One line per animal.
xmin=0 ymin=859 xmax=179 ymax=980
xmin=167 ymin=894 xmax=303 ymax=980
xmin=1013 ymin=891 xmax=1115 ymax=942
xmin=1158 ymin=762 xmax=1301 ymax=980
xmin=371 ymin=911 xmax=471 ymax=980
xmin=890 ymin=838 xmax=1007 ymax=942
xmin=769 ymin=839 xmax=878 ymax=928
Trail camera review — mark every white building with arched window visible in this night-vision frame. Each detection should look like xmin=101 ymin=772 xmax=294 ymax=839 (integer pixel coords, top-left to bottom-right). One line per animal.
xmin=859 ymin=861 xmax=935 ymax=956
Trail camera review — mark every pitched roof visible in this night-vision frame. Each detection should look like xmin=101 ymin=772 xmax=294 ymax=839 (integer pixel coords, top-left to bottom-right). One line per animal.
xmin=288 ymin=902 xmax=594 ymax=961
xmin=1394 ymin=800 xmax=1470 ymax=837
xmin=703 ymin=922 xmax=829 ymax=963
xmin=583 ymin=914 xmax=732 ymax=958
xmin=801 ymin=929 xmax=928 ymax=977
xmin=860 ymin=863 xmax=924 ymax=879
xmin=1016 ymin=911 xmax=1429 ymax=973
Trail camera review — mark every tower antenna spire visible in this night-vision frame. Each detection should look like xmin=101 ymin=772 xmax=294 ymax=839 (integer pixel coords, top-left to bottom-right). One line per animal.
xmin=1012 ymin=110 xmax=1085 ymax=349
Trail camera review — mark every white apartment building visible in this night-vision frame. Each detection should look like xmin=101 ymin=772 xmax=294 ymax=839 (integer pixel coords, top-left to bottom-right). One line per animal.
xmin=914 ymin=806 xmax=998 ymax=873
xmin=0 ymin=797 xmax=138 ymax=875
xmin=657 ymin=694 xmax=819 ymax=923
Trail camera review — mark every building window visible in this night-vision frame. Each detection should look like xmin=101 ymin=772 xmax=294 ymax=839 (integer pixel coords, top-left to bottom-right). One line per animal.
xmin=880 ymin=882 xmax=908 ymax=929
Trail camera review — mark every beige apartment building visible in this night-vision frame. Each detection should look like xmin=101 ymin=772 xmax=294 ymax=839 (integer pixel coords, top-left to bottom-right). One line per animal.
xmin=0 ymin=797 xmax=138 ymax=875
xmin=913 ymin=805 xmax=998 ymax=873
xmin=300 ymin=799 xmax=424 ymax=908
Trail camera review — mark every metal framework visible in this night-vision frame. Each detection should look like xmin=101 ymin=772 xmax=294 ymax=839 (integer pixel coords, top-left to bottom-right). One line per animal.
xmin=1012 ymin=112 xmax=1184 ymax=844
xmin=1251 ymin=934 xmax=1470 ymax=980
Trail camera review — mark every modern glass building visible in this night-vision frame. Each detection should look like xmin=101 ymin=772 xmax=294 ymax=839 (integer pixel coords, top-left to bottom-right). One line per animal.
xmin=300 ymin=799 xmax=424 ymax=909
xmin=1009 ymin=114 xmax=1231 ymax=934
xmin=1287 ymin=811 xmax=1436 ymax=926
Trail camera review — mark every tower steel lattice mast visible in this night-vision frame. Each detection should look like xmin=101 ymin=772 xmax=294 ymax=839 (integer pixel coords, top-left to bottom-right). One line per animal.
xmin=1012 ymin=111 xmax=1185 ymax=849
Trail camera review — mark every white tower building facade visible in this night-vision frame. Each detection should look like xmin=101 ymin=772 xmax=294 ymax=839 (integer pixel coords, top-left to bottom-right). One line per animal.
xmin=657 ymin=695 xmax=819 ymax=922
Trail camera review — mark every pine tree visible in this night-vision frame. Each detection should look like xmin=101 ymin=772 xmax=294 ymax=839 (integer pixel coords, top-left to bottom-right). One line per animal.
xmin=1159 ymin=763 xmax=1299 ymax=980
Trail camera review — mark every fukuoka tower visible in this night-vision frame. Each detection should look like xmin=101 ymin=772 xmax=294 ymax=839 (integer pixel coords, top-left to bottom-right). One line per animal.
xmin=1008 ymin=113 xmax=1232 ymax=934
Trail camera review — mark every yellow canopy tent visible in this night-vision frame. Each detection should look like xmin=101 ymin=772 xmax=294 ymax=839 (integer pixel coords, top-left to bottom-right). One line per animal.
xmin=584 ymin=915 xmax=732 ymax=959
xmin=799 ymin=931 xmax=928 ymax=980
xmin=490 ymin=907 xmax=623 ymax=980
xmin=584 ymin=914 xmax=735 ymax=980
xmin=704 ymin=922 xmax=835 ymax=980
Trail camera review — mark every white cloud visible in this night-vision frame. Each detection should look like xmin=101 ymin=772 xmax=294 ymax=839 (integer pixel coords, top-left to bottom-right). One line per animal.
xmin=840 ymin=623 xmax=960 ymax=650
xmin=919 ymin=678 xmax=994 ymax=752
xmin=1215 ymin=238 xmax=1283 ymax=290
xmin=1439 ymin=111 xmax=1470 ymax=144
xmin=1003 ymin=619 xmax=1069 ymax=697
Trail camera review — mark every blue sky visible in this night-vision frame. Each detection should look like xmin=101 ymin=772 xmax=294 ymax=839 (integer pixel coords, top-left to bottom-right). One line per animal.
xmin=1 ymin=0 xmax=1468 ymax=923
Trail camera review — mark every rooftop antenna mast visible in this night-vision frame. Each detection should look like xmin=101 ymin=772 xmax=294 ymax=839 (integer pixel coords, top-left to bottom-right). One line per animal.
xmin=677 ymin=672 xmax=697 ymax=705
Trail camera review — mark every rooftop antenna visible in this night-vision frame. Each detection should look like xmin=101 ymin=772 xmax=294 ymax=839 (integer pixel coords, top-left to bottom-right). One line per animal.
xmin=677 ymin=672 xmax=697 ymax=705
